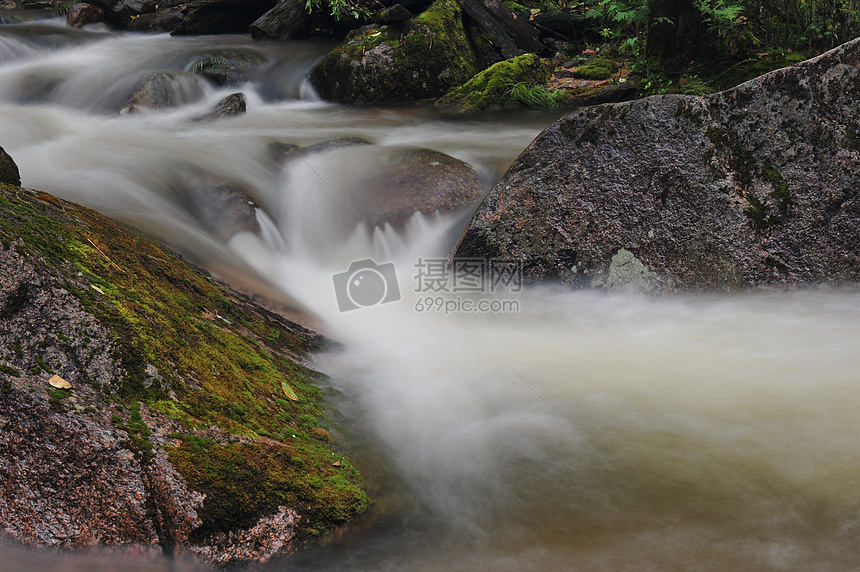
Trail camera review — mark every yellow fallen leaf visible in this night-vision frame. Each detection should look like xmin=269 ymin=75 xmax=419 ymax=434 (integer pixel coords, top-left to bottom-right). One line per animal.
xmin=281 ymin=381 xmax=299 ymax=401
xmin=48 ymin=375 xmax=72 ymax=389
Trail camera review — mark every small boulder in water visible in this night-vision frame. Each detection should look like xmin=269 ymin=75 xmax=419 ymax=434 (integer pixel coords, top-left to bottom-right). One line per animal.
xmin=198 ymin=92 xmax=247 ymax=120
xmin=66 ymin=3 xmax=104 ymax=28
xmin=187 ymin=50 xmax=267 ymax=87
xmin=122 ymin=71 xmax=205 ymax=112
xmin=0 ymin=146 xmax=21 ymax=187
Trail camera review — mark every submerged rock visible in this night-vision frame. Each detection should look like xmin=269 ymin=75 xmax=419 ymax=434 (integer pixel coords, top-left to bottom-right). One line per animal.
xmin=454 ymin=37 xmax=860 ymax=291
xmin=284 ymin=143 xmax=484 ymax=233
xmin=200 ymin=92 xmax=247 ymax=120
xmin=122 ymin=71 xmax=206 ymax=112
xmin=186 ymin=50 xmax=267 ymax=87
xmin=308 ymin=0 xmax=478 ymax=104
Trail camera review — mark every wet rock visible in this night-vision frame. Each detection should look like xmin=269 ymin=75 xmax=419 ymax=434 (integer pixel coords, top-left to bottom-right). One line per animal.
xmin=122 ymin=71 xmax=206 ymax=112
xmin=248 ymin=0 xmax=313 ymax=40
xmin=309 ymin=0 xmax=479 ymax=105
xmin=454 ymin=37 xmax=860 ymax=291
xmin=192 ymin=176 xmax=260 ymax=241
xmin=201 ymin=92 xmax=246 ymax=119
xmin=375 ymin=3 xmax=412 ymax=22
xmin=66 ymin=3 xmax=104 ymax=28
xmin=291 ymin=144 xmax=484 ymax=232
xmin=186 ymin=50 xmax=267 ymax=86
xmin=125 ymin=9 xmax=183 ymax=32
xmin=0 ymin=146 xmax=21 ymax=186
xmin=171 ymin=0 xmax=278 ymax=35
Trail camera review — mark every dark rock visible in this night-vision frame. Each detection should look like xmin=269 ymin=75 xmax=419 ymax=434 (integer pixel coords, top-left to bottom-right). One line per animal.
xmin=66 ymin=3 xmax=104 ymax=28
xmin=248 ymin=0 xmax=312 ymax=40
xmin=170 ymin=172 xmax=261 ymax=241
xmin=201 ymin=92 xmax=247 ymax=120
xmin=0 ymin=146 xmax=20 ymax=186
xmin=171 ymin=0 xmax=279 ymax=35
xmin=186 ymin=50 xmax=267 ymax=86
xmin=309 ymin=0 xmax=479 ymax=105
xmin=122 ymin=71 xmax=206 ymax=112
xmin=112 ymin=0 xmax=156 ymax=19
xmin=125 ymin=9 xmax=183 ymax=32
xmin=457 ymin=0 xmax=546 ymax=59
xmin=291 ymin=144 xmax=484 ymax=232
xmin=375 ymin=3 xmax=411 ymax=22
xmin=299 ymin=137 xmax=372 ymax=156
xmin=454 ymin=38 xmax=860 ymax=291
xmin=555 ymin=82 xmax=639 ymax=107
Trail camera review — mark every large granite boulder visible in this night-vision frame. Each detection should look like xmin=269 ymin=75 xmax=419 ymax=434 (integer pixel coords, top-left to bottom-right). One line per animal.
xmin=308 ymin=0 xmax=478 ymax=104
xmin=453 ymin=38 xmax=860 ymax=292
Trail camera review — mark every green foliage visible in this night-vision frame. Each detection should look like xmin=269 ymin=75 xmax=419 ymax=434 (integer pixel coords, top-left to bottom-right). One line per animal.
xmin=304 ymin=0 xmax=372 ymax=20
xmin=507 ymin=82 xmax=562 ymax=109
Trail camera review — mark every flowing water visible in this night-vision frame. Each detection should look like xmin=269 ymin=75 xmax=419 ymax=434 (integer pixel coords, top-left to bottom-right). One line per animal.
xmin=2 ymin=17 xmax=859 ymax=572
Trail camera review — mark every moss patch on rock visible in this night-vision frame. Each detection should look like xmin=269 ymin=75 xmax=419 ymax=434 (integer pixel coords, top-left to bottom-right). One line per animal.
xmin=0 ymin=184 xmax=368 ymax=542
xmin=572 ymin=57 xmax=619 ymax=80
xmin=309 ymin=0 xmax=478 ymax=104
xmin=436 ymin=53 xmax=554 ymax=111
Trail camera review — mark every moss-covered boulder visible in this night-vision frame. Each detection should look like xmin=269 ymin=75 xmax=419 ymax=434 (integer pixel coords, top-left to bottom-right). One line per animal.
xmin=435 ymin=53 xmax=553 ymax=111
xmin=453 ymin=37 xmax=860 ymax=291
xmin=0 ymin=146 xmax=20 ymax=186
xmin=308 ymin=0 xmax=479 ymax=105
xmin=0 ymin=185 xmax=368 ymax=564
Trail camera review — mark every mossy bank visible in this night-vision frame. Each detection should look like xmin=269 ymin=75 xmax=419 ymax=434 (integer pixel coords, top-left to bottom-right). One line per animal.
xmin=0 ymin=184 xmax=369 ymax=565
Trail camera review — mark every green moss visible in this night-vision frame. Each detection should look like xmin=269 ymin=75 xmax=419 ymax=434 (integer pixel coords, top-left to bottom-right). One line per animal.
xmin=312 ymin=0 xmax=478 ymax=104
xmin=762 ymin=163 xmax=791 ymax=214
xmin=0 ymin=184 xmax=368 ymax=538
xmin=572 ymin=57 xmax=619 ymax=80
xmin=436 ymin=54 xmax=553 ymax=111
xmin=46 ymin=387 xmax=71 ymax=412
xmin=167 ymin=435 xmax=369 ymax=540
xmin=0 ymin=364 xmax=21 ymax=377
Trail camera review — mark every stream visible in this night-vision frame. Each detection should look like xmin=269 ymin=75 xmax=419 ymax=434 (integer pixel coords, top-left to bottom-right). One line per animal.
xmin=2 ymin=16 xmax=860 ymax=572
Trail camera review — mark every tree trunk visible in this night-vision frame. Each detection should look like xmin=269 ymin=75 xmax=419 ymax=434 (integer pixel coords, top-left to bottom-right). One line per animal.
xmin=645 ymin=0 xmax=705 ymax=73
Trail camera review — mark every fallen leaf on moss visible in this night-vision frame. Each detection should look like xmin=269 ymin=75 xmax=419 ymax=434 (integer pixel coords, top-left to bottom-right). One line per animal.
xmin=281 ymin=381 xmax=299 ymax=401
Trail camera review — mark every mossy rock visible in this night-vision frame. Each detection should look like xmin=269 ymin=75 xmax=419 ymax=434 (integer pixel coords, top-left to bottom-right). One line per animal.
xmin=572 ymin=57 xmax=619 ymax=80
xmin=0 ymin=184 xmax=369 ymax=545
xmin=435 ymin=53 xmax=553 ymax=111
xmin=0 ymin=146 xmax=20 ymax=187
xmin=308 ymin=0 xmax=478 ymax=105
xmin=187 ymin=50 xmax=268 ymax=87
